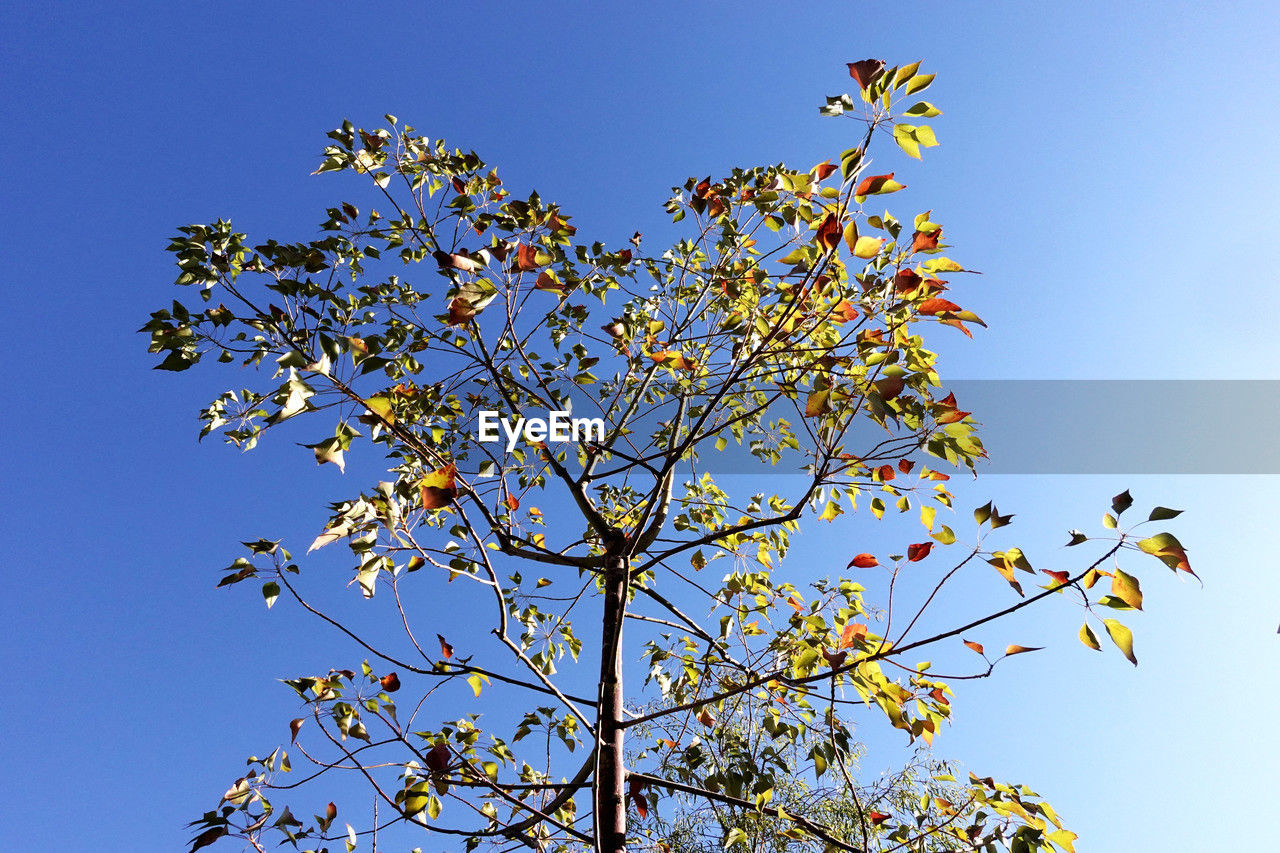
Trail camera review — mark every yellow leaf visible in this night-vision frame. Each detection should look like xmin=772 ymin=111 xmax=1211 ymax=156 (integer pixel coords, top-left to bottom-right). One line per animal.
xmin=853 ymin=236 xmax=885 ymax=259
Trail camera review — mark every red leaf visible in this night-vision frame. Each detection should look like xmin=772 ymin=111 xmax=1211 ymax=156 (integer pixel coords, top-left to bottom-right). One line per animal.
xmin=420 ymin=465 xmax=458 ymax=510
xmin=907 ymin=542 xmax=933 ymax=562
xmin=325 ymin=802 xmax=337 ymax=823
xmin=505 ymin=494 xmax=520 ymax=511
xmin=290 ymin=718 xmax=304 ymax=742
xmin=848 ymin=553 xmax=879 ymax=569
xmin=898 ymin=458 xmax=914 ymax=474
xmin=873 ymin=375 xmax=905 ymax=400
xmin=451 ymin=176 xmax=467 ymax=194
xmin=380 ymin=672 xmax=401 ymax=692
xmin=911 ymin=228 xmax=941 ymax=253
xmin=876 ymin=464 xmax=896 ymax=482
xmin=813 ymin=161 xmax=838 ymax=180
xmin=853 ymin=172 xmax=900 ymax=196
xmin=534 ymin=270 xmax=566 ymax=293
xmin=515 ymin=243 xmax=542 ymax=271
xmin=821 ymin=647 xmax=848 ymax=668
xmin=816 ymin=213 xmax=841 ymax=252
xmin=437 ymin=634 xmax=454 ymax=659
xmin=1042 ymin=569 xmax=1071 ymax=586
xmin=847 ymin=59 xmax=887 ymax=90
xmin=425 ymin=742 xmax=450 ymax=773
xmin=963 ymin=640 xmax=985 ymax=655
xmin=894 ymin=268 xmax=922 ymax=294
xmin=447 ymin=296 xmax=476 ymax=326
xmin=697 ymin=709 xmax=715 ymax=727
xmin=868 ymin=811 xmax=891 ymax=825
xmin=628 ymin=777 xmax=648 ymax=819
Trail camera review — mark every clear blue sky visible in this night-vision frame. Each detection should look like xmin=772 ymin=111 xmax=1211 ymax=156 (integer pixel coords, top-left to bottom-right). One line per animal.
xmin=3 ymin=2 xmax=1278 ymax=850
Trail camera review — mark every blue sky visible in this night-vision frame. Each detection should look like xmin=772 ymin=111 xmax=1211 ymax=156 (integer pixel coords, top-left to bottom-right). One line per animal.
xmin=3 ymin=2 xmax=1279 ymax=850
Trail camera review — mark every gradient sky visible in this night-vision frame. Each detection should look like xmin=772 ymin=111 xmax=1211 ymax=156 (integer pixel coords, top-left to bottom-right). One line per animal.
xmin=4 ymin=2 xmax=1279 ymax=851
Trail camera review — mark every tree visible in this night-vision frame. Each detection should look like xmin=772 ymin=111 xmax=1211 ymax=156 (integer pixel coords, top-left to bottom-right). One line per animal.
xmin=146 ymin=60 xmax=1194 ymax=853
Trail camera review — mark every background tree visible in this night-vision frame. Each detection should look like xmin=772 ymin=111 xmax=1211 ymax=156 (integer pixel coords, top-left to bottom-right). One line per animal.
xmin=147 ymin=60 xmax=1194 ymax=853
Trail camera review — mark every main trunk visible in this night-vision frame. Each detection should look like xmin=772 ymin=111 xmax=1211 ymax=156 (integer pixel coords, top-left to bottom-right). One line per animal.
xmin=595 ymin=550 xmax=628 ymax=853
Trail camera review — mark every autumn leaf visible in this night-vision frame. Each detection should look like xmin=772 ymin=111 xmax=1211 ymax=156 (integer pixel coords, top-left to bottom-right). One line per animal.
xmin=821 ymin=647 xmax=848 ymax=668
xmin=907 ymin=542 xmax=933 ymax=562
xmin=853 ymin=236 xmax=885 ymax=258
xmin=425 ymin=742 xmax=450 ymax=772
xmin=697 ymin=708 xmax=715 ymax=727
xmin=1111 ymin=568 xmax=1144 ymax=610
xmin=816 ymin=213 xmax=841 ymax=252
xmin=1004 ymin=644 xmax=1042 ymax=656
xmin=380 ymin=672 xmax=401 ymax=692
xmin=873 ymin=375 xmax=905 ymax=400
xmin=840 ymin=623 xmax=869 ymax=648
xmin=290 ymin=718 xmax=305 ymax=742
xmin=420 ymin=465 xmax=458 ymax=510
xmin=911 ymin=228 xmax=941 ymax=253
xmin=848 ymin=553 xmax=879 ymax=569
xmin=447 ymin=296 xmax=476 ymax=326
xmin=437 ymin=634 xmax=455 ymax=659
xmin=1042 ymin=569 xmax=1070 ymax=587
xmin=853 ymin=172 xmax=906 ymax=200
xmin=917 ymin=297 xmax=963 ymax=316
xmin=812 ymin=160 xmax=838 ymax=180
xmin=963 ymin=640 xmax=985 ymax=656
xmin=515 ymin=243 xmax=544 ymax=271
xmin=628 ymin=777 xmax=649 ymax=819
xmin=868 ymin=811 xmax=891 ymax=825
xmin=847 ymin=59 xmax=887 ymax=90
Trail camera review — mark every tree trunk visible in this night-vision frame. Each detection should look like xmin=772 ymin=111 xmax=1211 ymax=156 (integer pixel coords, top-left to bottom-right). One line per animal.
xmin=595 ymin=549 xmax=628 ymax=853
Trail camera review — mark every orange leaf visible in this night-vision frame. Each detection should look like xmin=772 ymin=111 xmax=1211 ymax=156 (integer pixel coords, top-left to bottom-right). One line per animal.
xmin=1042 ymin=569 xmax=1070 ymax=586
xmin=898 ymin=458 xmax=914 ymax=474
xmin=1004 ymin=644 xmax=1043 ymax=656
xmin=848 ymin=553 xmax=878 ymax=569
xmin=832 ymin=299 xmax=859 ymax=323
xmin=380 ymin=672 xmax=401 ymax=692
xmin=847 ymin=59 xmax=887 ymax=89
xmin=437 ymin=634 xmax=454 ymax=659
xmin=876 ymin=464 xmax=896 ymax=482
xmin=907 ymin=542 xmax=933 ymax=562
xmin=505 ymin=494 xmax=520 ymax=511
xmin=868 ymin=811 xmax=891 ymax=825
xmin=697 ymin=709 xmax=715 ymax=727
xmin=840 ymin=623 xmax=869 ymax=648
xmin=911 ymin=228 xmax=941 ymax=253
xmin=963 ymin=640 xmax=985 ymax=656
xmin=918 ymin=297 xmax=963 ymax=316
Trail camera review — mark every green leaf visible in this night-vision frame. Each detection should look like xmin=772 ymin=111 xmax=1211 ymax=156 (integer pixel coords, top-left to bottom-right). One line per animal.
xmin=1103 ymin=618 xmax=1137 ymax=665
xmin=904 ymin=101 xmax=942 ymax=118
xmin=905 ymin=73 xmax=936 ymax=95
xmin=1148 ymin=506 xmax=1182 ymax=521
xmin=262 ymin=581 xmax=280 ymax=609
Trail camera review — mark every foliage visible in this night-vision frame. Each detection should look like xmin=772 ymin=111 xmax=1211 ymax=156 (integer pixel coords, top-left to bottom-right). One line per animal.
xmin=148 ymin=60 xmax=1194 ymax=853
